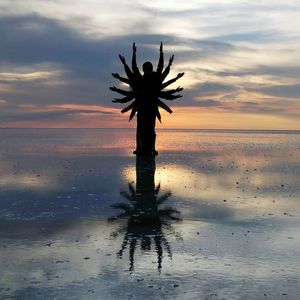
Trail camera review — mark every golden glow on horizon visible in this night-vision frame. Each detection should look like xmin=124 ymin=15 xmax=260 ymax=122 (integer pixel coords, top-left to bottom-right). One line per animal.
xmin=157 ymin=108 xmax=300 ymax=130
xmin=47 ymin=104 xmax=121 ymax=113
xmin=0 ymin=104 xmax=299 ymax=129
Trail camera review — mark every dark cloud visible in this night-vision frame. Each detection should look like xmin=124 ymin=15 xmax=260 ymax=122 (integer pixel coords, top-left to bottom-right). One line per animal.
xmin=0 ymin=15 xmax=116 ymax=77
xmin=250 ymin=84 xmax=300 ymax=98
xmin=194 ymin=99 xmax=223 ymax=107
xmin=0 ymin=14 xmax=238 ymax=114
xmin=186 ymin=82 xmax=236 ymax=103
xmin=0 ymin=15 xmax=190 ymax=108
xmin=160 ymin=82 xmax=237 ymax=108
xmin=0 ymin=106 xmax=115 ymax=122
xmin=194 ymin=82 xmax=235 ymax=95
xmin=226 ymin=99 xmax=300 ymax=117
xmin=0 ymin=15 xmax=187 ymax=74
xmin=1 ymin=13 xmax=299 ymax=126
xmin=214 ymin=65 xmax=300 ymax=79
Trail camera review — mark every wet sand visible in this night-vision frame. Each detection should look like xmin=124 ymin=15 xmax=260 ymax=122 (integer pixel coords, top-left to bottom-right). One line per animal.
xmin=0 ymin=129 xmax=299 ymax=299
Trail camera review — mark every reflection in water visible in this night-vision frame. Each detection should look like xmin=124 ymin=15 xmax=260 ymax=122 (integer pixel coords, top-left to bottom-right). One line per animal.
xmin=0 ymin=129 xmax=299 ymax=299
xmin=109 ymin=156 xmax=181 ymax=272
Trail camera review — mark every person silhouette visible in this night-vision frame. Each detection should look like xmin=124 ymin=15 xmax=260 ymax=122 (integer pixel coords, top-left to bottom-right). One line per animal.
xmin=134 ymin=61 xmax=161 ymax=155
xmin=108 ymin=156 xmax=181 ymax=272
xmin=110 ymin=42 xmax=184 ymax=155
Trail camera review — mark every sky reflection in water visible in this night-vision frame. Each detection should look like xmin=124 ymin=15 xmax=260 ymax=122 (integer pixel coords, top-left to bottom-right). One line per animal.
xmin=0 ymin=129 xmax=299 ymax=299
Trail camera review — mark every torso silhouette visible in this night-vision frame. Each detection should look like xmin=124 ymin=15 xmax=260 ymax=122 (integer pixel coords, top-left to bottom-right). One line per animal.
xmin=136 ymin=72 xmax=160 ymax=136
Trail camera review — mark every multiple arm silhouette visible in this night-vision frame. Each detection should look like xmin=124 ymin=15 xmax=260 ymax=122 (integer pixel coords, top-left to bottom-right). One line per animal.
xmin=108 ymin=156 xmax=181 ymax=272
xmin=110 ymin=42 xmax=185 ymax=155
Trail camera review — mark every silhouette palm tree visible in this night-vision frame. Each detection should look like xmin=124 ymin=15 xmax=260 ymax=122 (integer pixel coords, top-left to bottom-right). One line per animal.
xmin=108 ymin=156 xmax=181 ymax=272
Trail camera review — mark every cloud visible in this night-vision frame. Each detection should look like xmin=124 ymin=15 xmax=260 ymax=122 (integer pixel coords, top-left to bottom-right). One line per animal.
xmin=0 ymin=0 xmax=300 ymax=128
xmin=0 ymin=71 xmax=61 ymax=83
xmin=194 ymin=99 xmax=223 ymax=107
xmin=251 ymin=84 xmax=300 ymax=99
xmin=0 ymin=103 xmax=119 ymax=122
xmin=0 ymin=14 xmax=239 ymax=111
xmin=0 ymin=15 xmax=113 ymax=73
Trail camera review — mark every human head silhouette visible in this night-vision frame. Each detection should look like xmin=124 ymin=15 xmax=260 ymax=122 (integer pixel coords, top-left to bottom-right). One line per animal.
xmin=143 ymin=61 xmax=153 ymax=75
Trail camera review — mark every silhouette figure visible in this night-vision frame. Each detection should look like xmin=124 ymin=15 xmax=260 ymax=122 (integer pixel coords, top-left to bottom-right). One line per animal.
xmin=108 ymin=156 xmax=181 ymax=272
xmin=110 ymin=42 xmax=184 ymax=155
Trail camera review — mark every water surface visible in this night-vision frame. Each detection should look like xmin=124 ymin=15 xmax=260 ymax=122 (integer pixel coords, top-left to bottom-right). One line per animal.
xmin=0 ymin=129 xmax=299 ymax=299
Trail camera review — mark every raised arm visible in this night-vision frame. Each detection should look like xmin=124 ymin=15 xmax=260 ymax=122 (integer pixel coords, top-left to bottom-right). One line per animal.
xmin=119 ymin=55 xmax=133 ymax=80
xmin=161 ymin=55 xmax=174 ymax=81
xmin=131 ymin=43 xmax=142 ymax=77
xmin=156 ymin=42 xmax=164 ymax=74
xmin=161 ymin=72 xmax=184 ymax=89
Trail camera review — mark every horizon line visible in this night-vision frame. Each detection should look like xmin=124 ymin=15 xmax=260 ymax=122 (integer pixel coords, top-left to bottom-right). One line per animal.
xmin=1 ymin=127 xmax=300 ymax=132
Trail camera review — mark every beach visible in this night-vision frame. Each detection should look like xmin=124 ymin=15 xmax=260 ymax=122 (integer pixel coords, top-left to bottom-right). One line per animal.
xmin=0 ymin=128 xmax=299 ymax=299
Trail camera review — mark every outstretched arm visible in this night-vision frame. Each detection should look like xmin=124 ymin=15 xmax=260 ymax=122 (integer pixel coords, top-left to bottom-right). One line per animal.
xmin=112 ymin=73 xmax=130 ymax=85
xmin=112 ymin=94 xmax=134 ymax=103
xmin=162 ymin=87 xmax=183 ymax=94
xmin=156 ymin=42 xmax=164 ymax=74
xmin=161 ymin=55 xmax=174 ymax=81
xmin=119 ymin=55 xmax=133 ymax=80
xmin=131 ymin=43 xmax=142 ymax=77
xmin=121 ymin=100 xmax=136 ymax=113
xmin=159 ymin=87 xmax=183 ymax=100
xmin=159 ymin=92 xmax=183 ymax=100
xmin=161 ymin=72 xmax=184 ymax=89
xmin=109 ymin=86 xmax=131 ymax=96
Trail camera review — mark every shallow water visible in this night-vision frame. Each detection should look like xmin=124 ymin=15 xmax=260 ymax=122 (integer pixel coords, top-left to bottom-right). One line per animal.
xmin=0 ymin=129 xmax=299 ymax=299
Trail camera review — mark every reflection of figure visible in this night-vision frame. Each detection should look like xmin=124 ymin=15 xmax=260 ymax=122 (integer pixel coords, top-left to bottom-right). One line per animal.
xmin=110 ymin=43 xmax=185 ymax=155
xmin=108 ymin=156 xmax=181 ymax=272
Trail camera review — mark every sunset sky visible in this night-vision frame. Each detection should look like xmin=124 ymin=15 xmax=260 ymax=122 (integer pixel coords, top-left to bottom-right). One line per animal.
xmin=0 ymin=0 xmax=300 ymax=129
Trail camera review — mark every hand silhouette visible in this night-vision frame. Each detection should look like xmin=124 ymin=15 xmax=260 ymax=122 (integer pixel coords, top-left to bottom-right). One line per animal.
xmin=112 ymin=73 xmax=120 ymax=79
xmin=169 ymin=55 xmax=174 ymax=65
xmin=119 ymin=55 xmax=126 ymax=64
xmin=109 ymin=86 xmax=117 ymax=92
xmin=175 ymin=86 xmax=183 ymax=92
xmin=132 ymin=42 xmax=137 ymax=54
xmin=160 ymin=42 xmax=163 ymax=53
xmin=177 ymin=72 xmax=184 ymax=79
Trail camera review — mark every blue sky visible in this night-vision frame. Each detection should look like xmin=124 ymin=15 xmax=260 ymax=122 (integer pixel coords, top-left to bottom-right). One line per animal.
xmin=0 ymin=0 xmax=299 ymax=129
